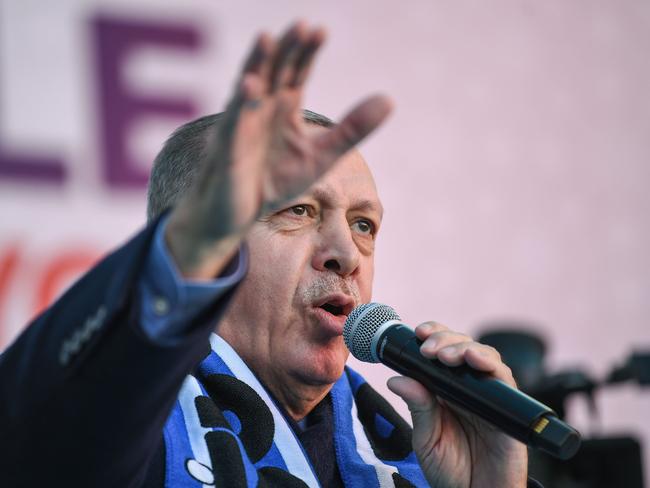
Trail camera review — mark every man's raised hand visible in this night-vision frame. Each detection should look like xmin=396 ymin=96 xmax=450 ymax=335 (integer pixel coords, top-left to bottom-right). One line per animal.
xmin=166 ymin=21 xmax=392 ymax=279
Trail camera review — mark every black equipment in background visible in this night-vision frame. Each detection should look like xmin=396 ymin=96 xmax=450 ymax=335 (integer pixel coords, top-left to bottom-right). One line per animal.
xmin=479 ymin=324 xmax=647 ymax=488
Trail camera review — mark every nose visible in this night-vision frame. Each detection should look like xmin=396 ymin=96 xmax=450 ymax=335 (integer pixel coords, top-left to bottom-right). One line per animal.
xmin=312 ymin=214 xmax=360 ymax=278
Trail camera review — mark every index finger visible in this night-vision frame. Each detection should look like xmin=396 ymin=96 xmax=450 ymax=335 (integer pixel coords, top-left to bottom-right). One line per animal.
xmin=414 ymin=321 xmax=449 ymax=340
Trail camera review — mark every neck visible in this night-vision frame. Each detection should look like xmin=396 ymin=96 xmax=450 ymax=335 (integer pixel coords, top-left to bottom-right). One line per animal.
xmin=259 ymin=368 xmax=332 ymax=421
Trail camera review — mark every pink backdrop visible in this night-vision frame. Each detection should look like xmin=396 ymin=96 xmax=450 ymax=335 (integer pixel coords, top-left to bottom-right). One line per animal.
xmin=1 ymin=0 xmax=649 ymax=481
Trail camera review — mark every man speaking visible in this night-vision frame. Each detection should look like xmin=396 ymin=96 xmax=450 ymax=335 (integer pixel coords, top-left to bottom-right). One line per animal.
xmin=0 ymin=22 xmax=530 ymax=487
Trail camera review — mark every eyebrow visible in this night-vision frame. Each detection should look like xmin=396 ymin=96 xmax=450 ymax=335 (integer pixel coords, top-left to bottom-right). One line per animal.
xmin=351 ymin=199 xmax=384 ymax=220
xmin=310 ymin=188 xmax=384 ymax=220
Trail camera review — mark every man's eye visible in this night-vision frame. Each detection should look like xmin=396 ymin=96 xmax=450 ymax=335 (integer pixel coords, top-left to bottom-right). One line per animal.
xmin=288 ymin=205 xmax=309 ymax=216
xmin=352 ymin=219 xmax=375 ymax=235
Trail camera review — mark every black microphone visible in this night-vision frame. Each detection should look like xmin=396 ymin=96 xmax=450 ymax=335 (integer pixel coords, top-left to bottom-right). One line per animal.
xmin=343 ymin=303 xmax=581 ymax=460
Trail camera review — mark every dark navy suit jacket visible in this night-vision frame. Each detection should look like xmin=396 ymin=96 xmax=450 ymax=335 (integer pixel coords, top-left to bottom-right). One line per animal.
xmin=0 ymin=220 xmax=239 ymax=487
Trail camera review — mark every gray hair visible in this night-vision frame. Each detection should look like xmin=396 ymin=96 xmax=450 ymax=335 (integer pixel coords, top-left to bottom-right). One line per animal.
xmin=146 ymin=109 xmax=334 ymax=222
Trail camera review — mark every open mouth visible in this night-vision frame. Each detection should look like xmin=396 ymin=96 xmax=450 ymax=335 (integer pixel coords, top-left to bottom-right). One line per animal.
xmin=314 ymin=295 xmax=354 ymax=318
xmin=319 ymin=303 xmax=346 ymax=316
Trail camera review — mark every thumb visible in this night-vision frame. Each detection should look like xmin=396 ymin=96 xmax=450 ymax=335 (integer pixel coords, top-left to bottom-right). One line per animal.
xmin=387 ymin=376 xmax=443 ymax=450
xmin=316 ymin=94 xmax=393 ymax=161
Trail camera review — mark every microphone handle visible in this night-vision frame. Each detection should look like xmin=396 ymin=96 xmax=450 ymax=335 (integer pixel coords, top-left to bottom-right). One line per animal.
xmin=377 ymin=324 xmax=581 ymax=460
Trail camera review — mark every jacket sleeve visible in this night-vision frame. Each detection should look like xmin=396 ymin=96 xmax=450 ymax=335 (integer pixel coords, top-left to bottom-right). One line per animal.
xmin=0 ymin=216 xmax=241 ymax=487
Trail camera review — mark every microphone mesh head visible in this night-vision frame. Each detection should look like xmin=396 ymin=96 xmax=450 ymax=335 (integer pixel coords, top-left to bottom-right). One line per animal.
xmin=344 ymin=303 xmax=401 ymax=363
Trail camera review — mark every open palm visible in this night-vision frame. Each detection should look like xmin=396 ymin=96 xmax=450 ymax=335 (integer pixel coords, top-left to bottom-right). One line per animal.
xmin=201 ymin=22 xmax=391 ymax=236
xmin=166 ymin=22 xmax=391 ymax=279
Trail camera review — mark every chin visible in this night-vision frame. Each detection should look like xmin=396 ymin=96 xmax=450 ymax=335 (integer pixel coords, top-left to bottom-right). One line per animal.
xmin=295 ymin=343 xmax=349 ymax=386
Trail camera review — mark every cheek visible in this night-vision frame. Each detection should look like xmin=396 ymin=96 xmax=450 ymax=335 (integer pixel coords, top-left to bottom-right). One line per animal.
xmin=358 ymin=257 xmax=375 ymax=302
xmin=246 ymin=236 xmax=311 ymax=296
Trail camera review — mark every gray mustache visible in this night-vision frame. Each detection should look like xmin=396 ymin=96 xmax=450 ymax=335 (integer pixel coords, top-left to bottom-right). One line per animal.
xmin=301 ymin=273 xmax=361 ymax=306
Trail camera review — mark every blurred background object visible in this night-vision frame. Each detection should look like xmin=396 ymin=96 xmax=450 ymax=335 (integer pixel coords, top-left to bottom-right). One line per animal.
xmin=1 ymin=0 xmax=648 ymax=484
xmin=480 ymin=326 xmax=647 ymax=486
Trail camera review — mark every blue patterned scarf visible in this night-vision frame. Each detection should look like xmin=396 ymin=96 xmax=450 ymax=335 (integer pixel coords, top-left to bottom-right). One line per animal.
xmin=163 ymin=334 xmax=427 ymax=487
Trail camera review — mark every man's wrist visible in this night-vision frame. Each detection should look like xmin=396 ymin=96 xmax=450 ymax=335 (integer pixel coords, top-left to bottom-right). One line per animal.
xmin=138 ymin=215 xmax=248 ymax=344
xmin=165 ymin=208 xmax=245 ymax=281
